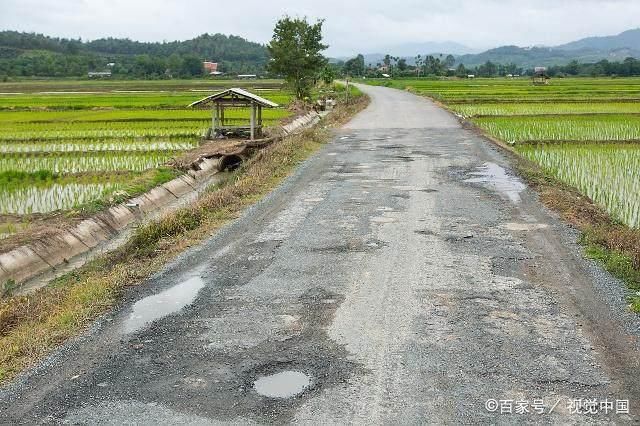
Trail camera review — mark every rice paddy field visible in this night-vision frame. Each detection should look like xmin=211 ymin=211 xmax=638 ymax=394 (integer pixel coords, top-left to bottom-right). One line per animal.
xmin=367 ymin=77 xmax=640 ymax=229
xmin=0 ymin=79 xmax=292 ymax=232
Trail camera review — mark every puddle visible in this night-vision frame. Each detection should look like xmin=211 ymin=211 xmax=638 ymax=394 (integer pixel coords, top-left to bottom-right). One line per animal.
xmin=253 ymin=371 xmax=311 ymax=398
xmin=464 ymin=162 xmax=525 ymax=203
xmin=122 ymin=276 xmax=205 ymax=334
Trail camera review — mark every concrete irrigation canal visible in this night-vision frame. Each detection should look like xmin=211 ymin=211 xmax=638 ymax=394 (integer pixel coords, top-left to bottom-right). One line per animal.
xmin=0 ymin=84 xmax=638 ymax=423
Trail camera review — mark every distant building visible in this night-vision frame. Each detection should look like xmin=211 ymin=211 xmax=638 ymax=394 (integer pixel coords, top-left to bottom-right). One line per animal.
xmin=237 ymin=74 xmax=257 ymax=79
xmin=88 ymin=71 xmax=112 ymax=78
xmin=203 ymin=61 xmax=223 ymax=75
xmin=106 ymin=63 xmax=115 ymax=67
xmin=467 ymin=74 xmax=475 ymax=79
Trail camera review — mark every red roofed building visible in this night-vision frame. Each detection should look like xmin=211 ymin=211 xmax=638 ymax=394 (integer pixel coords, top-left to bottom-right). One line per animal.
xmin=203 ymin=61 xmax=223 ymax=75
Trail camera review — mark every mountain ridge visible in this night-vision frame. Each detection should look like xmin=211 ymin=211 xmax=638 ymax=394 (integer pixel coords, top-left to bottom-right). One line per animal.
xmin=343 ymin=28 xmax=640 ymax=68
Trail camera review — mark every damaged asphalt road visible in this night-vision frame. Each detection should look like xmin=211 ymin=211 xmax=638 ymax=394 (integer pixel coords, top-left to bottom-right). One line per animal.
xmin=1 ymin=84 xmax=639 ymax=424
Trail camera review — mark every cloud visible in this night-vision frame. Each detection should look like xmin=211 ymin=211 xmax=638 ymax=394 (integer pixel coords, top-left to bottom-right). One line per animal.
xmin=1 ymin=0 xmax=639 ymax=56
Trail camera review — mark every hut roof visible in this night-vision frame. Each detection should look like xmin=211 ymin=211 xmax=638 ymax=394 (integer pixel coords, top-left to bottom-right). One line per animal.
xmin=188 ymin=88 xmax=279 ymax=108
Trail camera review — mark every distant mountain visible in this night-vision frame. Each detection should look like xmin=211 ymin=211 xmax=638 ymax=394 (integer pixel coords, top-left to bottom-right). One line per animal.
xmin=337 ymin=29 xmax=640 ymax=69
xmin=0 ymin=31 xmax=269 ymax=77
xmin=455 ymin=29 xmax=640 ymax=68
xmin=386 ymin=41 xmax=478 ymax=57
xmin=557 ymin=28 xmax=640 ymax=51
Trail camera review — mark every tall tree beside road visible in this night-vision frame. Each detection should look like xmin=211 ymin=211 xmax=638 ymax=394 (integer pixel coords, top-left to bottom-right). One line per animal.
xmin=344 ymin=54 xmax=365 ymax=77
xmin=267 ymin=17 xmax=328 ymax=100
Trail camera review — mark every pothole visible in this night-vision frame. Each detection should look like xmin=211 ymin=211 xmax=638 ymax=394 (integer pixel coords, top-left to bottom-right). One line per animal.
xmin=253 ymin=371 xmax=311 ymax=398
xmin=464 ymin=162 xmax=525 ymax=203
xmin=122 ymin=276 xmax=205 ymax=334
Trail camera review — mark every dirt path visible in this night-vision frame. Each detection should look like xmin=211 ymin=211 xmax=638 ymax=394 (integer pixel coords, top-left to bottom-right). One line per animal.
xmin=0 ymin=84 xmax=638 ymax=424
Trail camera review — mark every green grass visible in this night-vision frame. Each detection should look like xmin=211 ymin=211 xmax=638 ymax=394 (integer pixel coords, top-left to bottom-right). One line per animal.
xmin=582 ymin=234 xmax=640 ymax=311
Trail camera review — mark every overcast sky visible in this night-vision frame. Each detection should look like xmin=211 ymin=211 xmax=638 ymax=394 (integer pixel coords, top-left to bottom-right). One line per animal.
xmin=1 ymin=0 xmax=639 ymax=56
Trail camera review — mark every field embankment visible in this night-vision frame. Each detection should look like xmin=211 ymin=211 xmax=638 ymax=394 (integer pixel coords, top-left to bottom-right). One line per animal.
xmin=364 ymin=77 xmax=640 ymax=312
xmin=0 ymin=84 xmax=369 ymax=383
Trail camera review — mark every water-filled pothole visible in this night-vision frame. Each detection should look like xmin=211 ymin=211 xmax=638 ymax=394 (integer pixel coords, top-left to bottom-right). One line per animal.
xmin=464 ymin=162 xmax=525 ymax=203
xmin=122 ymin=276 xmax=205 ymax=334
xmin=253 ymin=371 xmax=311 ymax=398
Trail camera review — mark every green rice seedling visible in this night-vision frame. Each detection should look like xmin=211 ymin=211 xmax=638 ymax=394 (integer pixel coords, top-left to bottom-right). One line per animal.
xmin=473 ymin=115 xmax=640 ymax=143
xmin=0 ymin=151 xmax=179 ymax=174
xmin=451 ymin=102 xmax=640 ymax=117
xmin=0 ymin=138 xmax=198 ymax=154
xmin=0 ymin=90 xmax=294 ymax=111
xmin=0 ymin=108 xmax=289 ymax=124
xmin=518 ymin=143 xmax=640 ymax=228
xmin=0 ymin=181 xmax=124 ymax=215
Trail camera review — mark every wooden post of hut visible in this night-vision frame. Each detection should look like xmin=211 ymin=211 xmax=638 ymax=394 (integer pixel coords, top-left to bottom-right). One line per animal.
xmin=189 ymin=88 xmax=279 ymax=141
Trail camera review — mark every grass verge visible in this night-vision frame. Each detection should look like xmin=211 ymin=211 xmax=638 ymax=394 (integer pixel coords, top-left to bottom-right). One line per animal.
xmin=0 ymin=90 xmax=369 ymax=384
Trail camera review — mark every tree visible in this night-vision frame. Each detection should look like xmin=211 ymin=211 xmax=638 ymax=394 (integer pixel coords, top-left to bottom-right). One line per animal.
xmin=565 ymin=60 xmax=579 ymax=75
xmin=344 ymin=54 xmax=365 ymax=77
xmin=180 ymin=55 xmax=203 ymax=77
xmin=455 ymin=63 xmax=467 ymax=77
xmin=267 ymin=17 xmax=327 ymax=99
xmin=415 ymin=55 xmax=423 ymax=76
xmin=397 ymin=58 xmax=407 ymax=71
xmin=383 ymin=54 xmax=391 ymax=69
xmin=477 ymin=61 xmax=498 ymax=77
xmin=320 ymin=64 xmax=335 ymax=84
xmin=444 ymin=54 xmax=455 ymax=68
xmin=424 ymin=55 xmax=445 ymax=75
